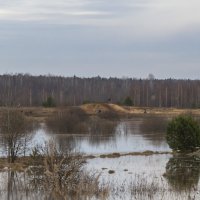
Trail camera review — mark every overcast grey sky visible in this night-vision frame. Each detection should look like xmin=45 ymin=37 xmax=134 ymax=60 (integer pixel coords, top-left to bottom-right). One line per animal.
xmin=0 ymin=0 xmax=200 ymax=79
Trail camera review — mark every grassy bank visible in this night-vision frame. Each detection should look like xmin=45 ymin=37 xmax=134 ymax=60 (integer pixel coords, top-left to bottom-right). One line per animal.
xmin=0 ymin=103 xmax=199 ymax=122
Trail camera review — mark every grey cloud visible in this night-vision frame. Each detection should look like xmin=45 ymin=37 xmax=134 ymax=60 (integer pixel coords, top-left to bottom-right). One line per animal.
xmin=0 ymin=0 xmax=200 ymax=79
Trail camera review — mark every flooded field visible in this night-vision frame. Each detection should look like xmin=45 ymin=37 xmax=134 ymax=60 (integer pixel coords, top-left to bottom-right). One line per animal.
xmin=86 ymin=154 xmax=200 ymax=200
xmin=1 ymin=115 xmax=200 ymax=200
xmin=28 ymin=116 xmax=171 ymax=154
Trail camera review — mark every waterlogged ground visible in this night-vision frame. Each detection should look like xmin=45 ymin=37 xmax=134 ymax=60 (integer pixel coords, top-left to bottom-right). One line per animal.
xmin=28 ymin=116 xmax=171 ymax=154
xmin=1 ymin=116 xmax=200 ymax=199
xmin=0 ymin=154 xmax=200 ymax=200
xmin=86 ymin=154 xmax=200 ymax=200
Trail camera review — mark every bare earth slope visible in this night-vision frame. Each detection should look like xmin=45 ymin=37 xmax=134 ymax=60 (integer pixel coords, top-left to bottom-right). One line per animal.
xmin=81 ymin=103 xmax=200 ymax=116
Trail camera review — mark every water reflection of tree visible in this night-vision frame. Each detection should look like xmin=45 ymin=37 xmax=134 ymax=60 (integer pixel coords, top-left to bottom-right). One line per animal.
xmin=87 ymin=117 xmax=118 ymax=146
xmin=46 ymin=115 xmax=119 ymax=149
xmin=54 ymin=135 xmax=77 ymax=153
xmin=0 ymin=170 xmax=38 ymax=200
xmin=164 ymin=155 xmax=200 ymax=191
xmin=139 ymin=116 xmax=168 ymax=146
xmin=7 ymin=171 xmax=16 ymax=200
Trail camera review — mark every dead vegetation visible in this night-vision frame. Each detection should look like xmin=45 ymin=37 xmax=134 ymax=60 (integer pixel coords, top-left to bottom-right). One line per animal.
xmin=0 ymin=104 xmax=200 ymax=124
xmin=99 ymin=151 xmax=172 ymax=159
xmin=29 ymin=141 xmax=109 ymax=199
xmin=0 ymin=150 xmax=172 ymax=172
xmin=0 ymin=141 xmax=109 ymax=200
xmin=98 ymin=110 xmax=120 ymax=120
xmin=100 ymin=153 xmax=121 ymax=158
xmin=129 ymin=174 xmax=163 ymax=200
xmin=81 ymin=103 xmax=200 ymax=116
xmin=45 ymin=107 xmax=89 ymax=134
xmin=42 ymin=141 xmax=85 ymax=198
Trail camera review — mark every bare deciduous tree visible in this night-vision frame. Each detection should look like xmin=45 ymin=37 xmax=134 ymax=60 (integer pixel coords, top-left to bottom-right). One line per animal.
xmin=0 ymin=74 xmax=200 ymax=108
xmin=0 ymin=109 xmax=32 ymax=163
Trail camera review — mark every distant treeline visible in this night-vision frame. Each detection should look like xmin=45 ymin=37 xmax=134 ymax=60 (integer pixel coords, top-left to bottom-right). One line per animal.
xmin=0 ymin=74 xmax=200 ymax=108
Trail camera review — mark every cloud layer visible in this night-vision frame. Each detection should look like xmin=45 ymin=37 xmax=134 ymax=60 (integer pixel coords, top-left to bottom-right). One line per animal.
xmin=0 ymin=0 xmax=200 ymax=78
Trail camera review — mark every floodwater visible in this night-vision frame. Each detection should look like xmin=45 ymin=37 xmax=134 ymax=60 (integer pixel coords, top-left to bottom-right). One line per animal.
xmin=29 ymin=116 xmax=171 ymax=154
xmin=1 ymin=116 xmax=200 ymax=200
xmin=86 ymin=154 xmax=200 ymax=200
xmin=1 ymin=154 xmax=200 ymax=200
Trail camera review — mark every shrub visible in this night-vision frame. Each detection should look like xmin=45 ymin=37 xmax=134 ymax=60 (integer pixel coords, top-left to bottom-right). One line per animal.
xmin=123 ymin=97 xmax=133 ymax=106
xmin=27 ymin=141 xmax=109 ymax=199
xmin=46 ymin=107 xmax=89 ymax=133
xmin=42 ymin=141 xmax=85 ymax=197
xmin=98 ymin=111 xmax=120 ymax=120
xmin=166 ymin=115 xmax=200 ymax=151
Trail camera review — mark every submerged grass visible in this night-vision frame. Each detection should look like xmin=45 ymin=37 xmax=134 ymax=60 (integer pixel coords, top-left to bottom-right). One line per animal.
xmin=0 ymin=142 xmax=109 ymax=200
xmin=99 ymin=151 xmax=172 ymax=159
xmin=0 ymin=150 xmax=172 ymax=171
xmin=129 ymin=174 xmax=163 ymax=200
xmin=0 ymin=155 xmax=200 ymax=200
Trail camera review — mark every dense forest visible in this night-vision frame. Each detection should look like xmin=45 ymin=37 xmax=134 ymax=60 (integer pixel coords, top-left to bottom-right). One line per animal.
xmin=0 ymin=74 xmax=200 ymax=108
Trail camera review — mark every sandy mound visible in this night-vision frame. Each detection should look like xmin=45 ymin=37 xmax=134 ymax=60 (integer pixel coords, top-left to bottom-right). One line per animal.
xmin=81 ymin=103 xmax=129 ymax=114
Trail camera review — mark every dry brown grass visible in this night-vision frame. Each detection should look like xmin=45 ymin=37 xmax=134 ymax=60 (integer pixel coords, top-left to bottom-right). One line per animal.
xmin=28 ymin=141 xmax=109 ymax=200
xmin=98 ymin=110 xmax=120 ymax=120
xmin=100 ymin=153 xmax=121 ymax=158
xmin=0 ymin=107 xmax=57 ymax=123
xmin=99 ymin=151 xmax=172 ymax=159
xmin=81 ymin=103 xmax=200 ymax=116
xmin=0 ymin=150 xmax=172 ymax=172
xmin=45 ymin=107 xmax=89 ymax=134
xmin=0 ymin=156 xmax=39 ymax=172
xmin=81 ymin=103 xmax=133 ymax=116
xmin=0 ymin=104 xmax=200 ymax=123
xmin=129 ymin=174 xmax=162 ymax=200
xmin=0 ymin=152 xmax=109 ymax=200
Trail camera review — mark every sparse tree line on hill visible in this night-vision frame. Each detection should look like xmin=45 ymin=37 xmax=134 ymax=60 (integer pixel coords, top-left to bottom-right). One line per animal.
xmin=0 ymin=74 xmax=200 ymax=108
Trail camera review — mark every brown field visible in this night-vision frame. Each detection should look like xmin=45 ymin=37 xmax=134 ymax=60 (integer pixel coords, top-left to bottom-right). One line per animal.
xmin=0 ymin=103 xmax=200 ymax=122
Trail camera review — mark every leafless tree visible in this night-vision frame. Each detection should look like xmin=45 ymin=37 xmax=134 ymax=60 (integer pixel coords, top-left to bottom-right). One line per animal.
xmin=0 ymin=109 xmax=33 ymax=163
xmin=0 ymin=74 xmax=200 ymax=108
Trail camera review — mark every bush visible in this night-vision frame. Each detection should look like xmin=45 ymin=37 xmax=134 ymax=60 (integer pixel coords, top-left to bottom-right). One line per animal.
xmin=46 ymin=107 xmax=89 ymax=133
xmin=166 ymin=115 xmax=200 ymax=151
xmin=98 ymin=111 xmax=120 ymax=120
xmin=123 ymin=97 xmax=133 ymax=106
xmin=28 ymin=141 xmax=109 ymax=199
